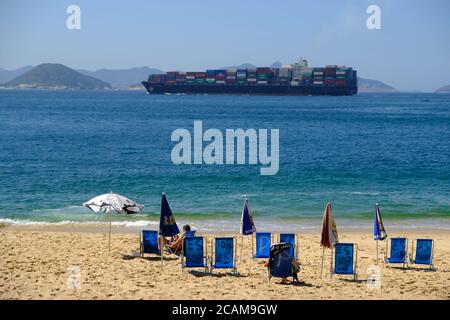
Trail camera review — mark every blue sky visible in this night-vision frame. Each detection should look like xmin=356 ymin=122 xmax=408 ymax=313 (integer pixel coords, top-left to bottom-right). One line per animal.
xmin=0 ymin=0 xmax=449 ymax=91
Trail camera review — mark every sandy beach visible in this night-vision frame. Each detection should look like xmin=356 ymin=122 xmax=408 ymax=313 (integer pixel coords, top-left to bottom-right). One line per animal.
xmin=1 ymin=224 xmax=449 ymax=300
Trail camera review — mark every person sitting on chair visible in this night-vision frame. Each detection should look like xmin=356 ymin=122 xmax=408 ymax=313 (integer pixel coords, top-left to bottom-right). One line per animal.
xmin=159 ymin=224 xmax=191 ymax=255
xmin=264 ymin=247 xmax=301 ymax=283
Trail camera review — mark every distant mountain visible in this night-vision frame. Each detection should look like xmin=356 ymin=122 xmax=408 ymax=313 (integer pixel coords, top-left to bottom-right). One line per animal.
xmin=222 ymin=62 xmax=283 ymax=70
xmin=128 ymin=83 xmax=146 ymax=91
xmin=270 ymin=61 xmax=282 ymax=68
xmin=0 ymin=66 xmax=33 ymax=83
xmin=357 ymin=77 xmax=398 ymax=93
xmin=221 ymin=63 xmax=256 ymax=70
xmin=3 ymin=63 xmax=111 ymax=90
xmin=435 ymin=85 xmax=450 ymax=93
xmin=78 ymin=66 xmax=163 ymax=89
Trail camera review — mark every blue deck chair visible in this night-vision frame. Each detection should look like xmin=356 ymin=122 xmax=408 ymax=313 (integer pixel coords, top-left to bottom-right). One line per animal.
xmin=181 ymin=236 xmax=208 ymax=272
xmin=210 ymin=237 xmax=238 ymax=274
xmin=140 ymin=230 xmax=160 ymax=257
xmin=410 ymin=239 xmax=435 ymax=270
xmin=267 ymin=243 xmax=299 ymax=283
xmin=185 ymin=230 xmax=196 ymax=237
xmin=332 ymin=243 xmax=358 ymax=281
xmin=253 ymin=232 xmax=272 ymax=259
xmin=279 ymin=233 xmax=298 ymax=259
xmin=384 ymin=237 xmax=408 ymax=268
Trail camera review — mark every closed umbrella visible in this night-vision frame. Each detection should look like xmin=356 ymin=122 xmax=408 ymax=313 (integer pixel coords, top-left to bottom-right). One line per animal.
xmin=240 ymin=197 xmax=256 ymax=261
xmin=83 ymin=192 xmax=144 ymax=253
xmin=320 ymin=202 xmax=339 ymax=278
xmin=374 ymin=203 xmax=388 ymax=264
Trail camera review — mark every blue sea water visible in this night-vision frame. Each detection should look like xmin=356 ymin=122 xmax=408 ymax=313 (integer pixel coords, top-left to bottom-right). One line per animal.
xmin=0 ymin=90 xmax=449 ymax=231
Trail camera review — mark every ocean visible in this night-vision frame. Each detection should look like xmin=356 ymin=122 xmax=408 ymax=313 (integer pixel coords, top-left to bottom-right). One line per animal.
xmin=0 ymin=90 xmax=449 ymax=232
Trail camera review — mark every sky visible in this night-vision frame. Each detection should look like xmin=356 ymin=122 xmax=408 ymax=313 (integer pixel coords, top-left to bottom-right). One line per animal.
xmin=0 ymin=0 xmax=449 ymax=91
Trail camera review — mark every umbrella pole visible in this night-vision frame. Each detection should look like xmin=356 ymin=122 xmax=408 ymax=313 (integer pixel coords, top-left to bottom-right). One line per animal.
xmin=376 ymin=240 xmax=379 ymax=265
xmin=330 ymin=248 xmax=333 ymax=280
xmin=251 ymin=235 xmax=254 ymax=258
xmin=108 ymin=213 xmax=112 ymax=255
xmin=320 ymin=247 xmax=325 ymax=278
xmin=160 ymin=236 xmax=164 ymax=270
xmin=240 ymin=235 xmax=244 ymax=262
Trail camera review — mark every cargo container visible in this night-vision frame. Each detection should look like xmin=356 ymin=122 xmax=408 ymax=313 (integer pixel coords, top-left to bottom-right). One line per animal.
xmin=215 ymin=70 xmax=226 ymax=77
xmin=236 ymin=69 xmax=247 ymax=77
xmin=166 ymin=72 xmax=178 ymax=83
xmin=186 ymin=72 xmax=196 ymax=80
xmin=324 ymin=67 xmax=336 ymax=77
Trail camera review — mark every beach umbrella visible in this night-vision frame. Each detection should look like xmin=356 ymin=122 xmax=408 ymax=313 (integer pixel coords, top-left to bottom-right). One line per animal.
xmin=240 ymin=197 xmax=256 ymax=261
xmin=158 ymin=192 xmax=179 ymax=269
xmin=374 ymin=203 xmax=388 ymax=264
xmin=241 ymin=198 xmax=256 ymax=235
xmin=320 ymin=202 xmax=339 ymax=278
xmin=159 ymin=192 xmax=180 ymax=237
xmin=83 ymin=192 xmax=144 ymax=253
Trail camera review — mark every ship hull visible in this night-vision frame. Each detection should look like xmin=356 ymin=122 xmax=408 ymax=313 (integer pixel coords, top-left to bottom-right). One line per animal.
xmin=141 ymin=82 xmax=357 ymax=96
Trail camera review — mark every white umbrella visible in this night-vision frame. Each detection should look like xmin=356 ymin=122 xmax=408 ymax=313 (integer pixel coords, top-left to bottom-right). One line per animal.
xmin=83 ymin=192 xmax=144 ymax=253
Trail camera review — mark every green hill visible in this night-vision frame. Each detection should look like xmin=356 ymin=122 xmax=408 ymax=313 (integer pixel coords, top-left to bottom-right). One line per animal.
xmin=3 ymin=63 xmax=111 ymax=90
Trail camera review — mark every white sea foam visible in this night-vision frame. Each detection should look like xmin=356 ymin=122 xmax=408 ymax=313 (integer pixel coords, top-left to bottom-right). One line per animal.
xmin=0 ymin=218 xmax=158 ymax=227
xmin=347 ymin=191 xmax=380 ymax=196
xmin=0 ymin=218 xmax=50 ymax=225
xmin=1 ymin=218 xmax=449 ymax=231
xmin=0 ymin=218 xmax=80 ymax=226
xmin=110 ymin=220 xmax=158 ymax=227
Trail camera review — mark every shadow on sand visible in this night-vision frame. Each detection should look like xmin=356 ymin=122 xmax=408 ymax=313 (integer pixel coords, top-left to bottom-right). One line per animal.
xmin=121 ymin=254 xmax=180 ymax=262
xmin=187 ymin=270 xmax=247 ymax=278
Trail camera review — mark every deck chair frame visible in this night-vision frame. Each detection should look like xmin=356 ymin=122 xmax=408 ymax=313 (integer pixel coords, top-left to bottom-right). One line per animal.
xmin=209 ymin=237 xmax=238 ymax=274
xmin=331 ymin=243 xmax=358 ymax=281
xmin=252 ymin=232 xmax=273 ymax=259
xmin=410 ymin=239 xmax=435 ymax=270
xmin=277 ymin=233 xmax=299 ymax=260
xmin=384 ymin=237 xmax=409 ymax=268
xmin=181 ymin=236 xmax=209 ymax=273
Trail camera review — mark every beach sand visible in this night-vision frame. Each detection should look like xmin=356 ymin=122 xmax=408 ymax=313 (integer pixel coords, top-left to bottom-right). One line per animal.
xmin=1 ymin=225 xmax=449 ymax=300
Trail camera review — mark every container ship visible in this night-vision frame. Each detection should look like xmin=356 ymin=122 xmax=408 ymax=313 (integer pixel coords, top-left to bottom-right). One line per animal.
xmin=142 ymin=59 xmax=357 ymax=96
